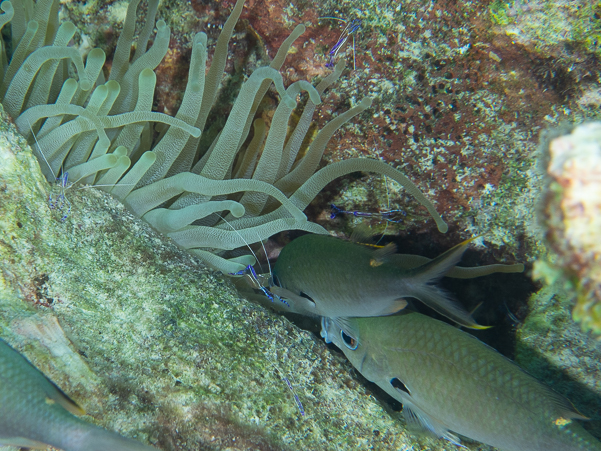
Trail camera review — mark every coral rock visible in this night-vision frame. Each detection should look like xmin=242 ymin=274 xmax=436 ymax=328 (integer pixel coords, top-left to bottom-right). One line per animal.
xmin=540 ymin=122 xmax=601 ymax=333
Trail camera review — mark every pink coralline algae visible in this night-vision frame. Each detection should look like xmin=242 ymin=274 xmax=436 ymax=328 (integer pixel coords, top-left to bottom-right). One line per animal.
xmin=538 ymin=122 xmax=601 ymax=334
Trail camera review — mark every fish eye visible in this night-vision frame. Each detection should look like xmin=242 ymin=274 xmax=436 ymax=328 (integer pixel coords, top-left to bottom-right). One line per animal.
xmin=340 ymin=330 xmax=358 ymax=350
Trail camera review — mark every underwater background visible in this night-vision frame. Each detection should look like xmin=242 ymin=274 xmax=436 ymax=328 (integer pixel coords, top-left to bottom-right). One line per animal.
xmin=0 ymin=0 xmax=600 ymax=450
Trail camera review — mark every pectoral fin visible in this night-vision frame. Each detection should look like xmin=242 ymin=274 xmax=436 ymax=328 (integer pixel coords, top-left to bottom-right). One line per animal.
xmin=350 ymin=225 xmax=373 ymax=244
xmin=370 ymin=243 xmax=397 ymax=267
xmin=269 ymin=286 xmax=317 ymax=315
xmin=374 ymin=298 xmax=409 ymax=316
xmin=401 ymin=400 xmax=463 ymax=448
xmin=45 ymin=380 xmax=86 ymax=415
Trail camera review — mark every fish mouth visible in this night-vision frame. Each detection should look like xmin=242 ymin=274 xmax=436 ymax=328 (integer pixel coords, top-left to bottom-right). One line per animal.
xmin=320 ymin=317 xmax=333 ymax=343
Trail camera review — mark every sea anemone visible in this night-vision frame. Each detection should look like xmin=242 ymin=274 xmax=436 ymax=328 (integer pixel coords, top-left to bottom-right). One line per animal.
xmin=0 ymin=0 xmax=447 ymax=274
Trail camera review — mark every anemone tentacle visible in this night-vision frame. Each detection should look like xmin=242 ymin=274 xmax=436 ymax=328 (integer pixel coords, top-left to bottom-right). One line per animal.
xmin=0 ymin=0 xmax=447 ymax=273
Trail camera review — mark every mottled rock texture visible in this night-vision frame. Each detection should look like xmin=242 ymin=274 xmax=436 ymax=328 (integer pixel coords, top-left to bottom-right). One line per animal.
xmin=536 ymin=122 xmax=601 ymax=334
xmin=2 ymin=0 xmax=601 ymax=449
xmin=0 ymin=106 xmax=474 ymax=451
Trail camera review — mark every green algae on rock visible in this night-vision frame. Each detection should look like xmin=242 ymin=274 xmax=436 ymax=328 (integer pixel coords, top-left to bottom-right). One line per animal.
xmin=488 ymin=0 xmax=601 ymax=60
xmin=0 ymin=106 xmax=484 ymax=451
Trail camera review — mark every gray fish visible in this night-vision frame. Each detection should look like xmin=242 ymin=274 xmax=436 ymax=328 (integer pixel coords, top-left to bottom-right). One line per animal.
xmin=271 ymin=234 xmax=496 ymax=328
xmin=321 ymin=313 xmax=601 ymax=451
xmin=0 ymin=337 xmax=156 ymax=451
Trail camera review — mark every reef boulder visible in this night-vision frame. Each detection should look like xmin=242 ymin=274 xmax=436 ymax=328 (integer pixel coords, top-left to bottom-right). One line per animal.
xmin=537 ymin=122 xmax=601 ymax=334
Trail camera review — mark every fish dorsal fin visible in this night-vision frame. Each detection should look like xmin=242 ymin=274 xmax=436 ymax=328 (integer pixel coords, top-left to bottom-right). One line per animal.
xmin=401 ymin=400 xmax=464 ymax=448
xmin=370 ymin=243 xmax=397 ymax=267
xmin=45 ymin=378 xmax=86 ymax=415
xmin=349 ymin=225 xmax=373 ymax=244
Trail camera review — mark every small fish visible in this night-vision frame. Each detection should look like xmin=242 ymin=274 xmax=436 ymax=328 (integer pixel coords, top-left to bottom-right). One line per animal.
xmin=0 ymin=337 xmax=156 ymax=451
xmin=270 ymin=234 xmax=488 ymax=328
xmin=321 ymin=313 xmax=601 ymax=451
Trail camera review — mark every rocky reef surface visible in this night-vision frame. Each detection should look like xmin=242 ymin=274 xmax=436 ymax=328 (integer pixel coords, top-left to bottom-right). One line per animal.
xmin=1 ymin=0 xmax=601 ymax=449
xmin=2 ymin=105 xmax=498 ymax=450
xmin=0 ymin=107 xmax=457 ymax=450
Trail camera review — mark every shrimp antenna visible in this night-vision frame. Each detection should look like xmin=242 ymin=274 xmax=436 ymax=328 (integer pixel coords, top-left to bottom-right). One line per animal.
xmin=375 ymin=175 xmax=391 ymax=246
xmin=216 ymin=213 xmax=263 ymax=283
xmin=27 ymin=119 xmax=56 ymax=180
xmin=266 ymin=356 xmax=305 ymax=417
xmin=256 ymin=233 xmax=272 ymax=276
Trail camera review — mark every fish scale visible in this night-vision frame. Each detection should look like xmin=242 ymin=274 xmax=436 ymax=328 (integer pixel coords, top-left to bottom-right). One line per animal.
xmin=322 ymin=313 xmax=601 ymax=451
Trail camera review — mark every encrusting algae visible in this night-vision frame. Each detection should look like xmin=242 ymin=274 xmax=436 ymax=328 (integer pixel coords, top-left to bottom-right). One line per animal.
xmin=535 ymin=122 xmax=601 ymax=335
xmin=0 ymin=0 xmax=601 ymax=450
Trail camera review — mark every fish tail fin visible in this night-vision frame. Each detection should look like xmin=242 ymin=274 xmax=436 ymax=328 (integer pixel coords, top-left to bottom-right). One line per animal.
xmin=78 ymin=427 xmax=157 ymax=451
xmin=406 ymin=237 xmax=489 ymax=329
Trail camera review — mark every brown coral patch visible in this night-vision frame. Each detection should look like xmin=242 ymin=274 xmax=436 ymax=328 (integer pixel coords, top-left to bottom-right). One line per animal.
xmin=154 ymin=40 xmax=190 ymax=116
xmin=315 ymin=0 xmax=570 ymax=233
xmin=241 ymin=0 xmax=330 ymax=82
